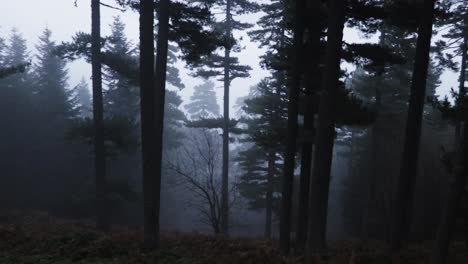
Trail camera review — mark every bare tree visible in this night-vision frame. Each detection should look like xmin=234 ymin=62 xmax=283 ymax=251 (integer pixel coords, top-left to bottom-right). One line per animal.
xmin=165 ymin=129 xmax=236 ymax=234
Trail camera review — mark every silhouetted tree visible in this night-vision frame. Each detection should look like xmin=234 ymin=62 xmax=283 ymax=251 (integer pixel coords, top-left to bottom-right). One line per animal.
xmin=91 ymin=0 xmax=108 ymax=231
xmin=306 ymin=0 xmax=346 ymax=255
xmin=391 ymin=0 xmax=437 ymax=251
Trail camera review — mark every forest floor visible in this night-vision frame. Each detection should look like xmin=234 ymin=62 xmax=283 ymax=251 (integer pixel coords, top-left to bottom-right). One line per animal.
xmin=1 ymin=211 xmax=468 ymax=264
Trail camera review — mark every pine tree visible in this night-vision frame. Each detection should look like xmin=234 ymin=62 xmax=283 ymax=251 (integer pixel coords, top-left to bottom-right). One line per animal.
xmin=0 ymin=29 xmax=34 ymax=207
xmin=75 ymin=77 xmax=92 ymax=118
xmin=193 ymin=0 xmax=258 ymax=234
xmin=237 ymin=78 xmax=288 ymax=238
xmin=104 ymin=16 xmax=138 ymax=119
xmin=185 ymin=80 xmax=220 ymax=120
xmin=33 ymin=28 xmax=76 ymax=122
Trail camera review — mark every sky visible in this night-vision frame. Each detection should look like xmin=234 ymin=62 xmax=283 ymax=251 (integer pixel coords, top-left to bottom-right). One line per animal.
xmin=0 ymin=0 xmax=459 ymax=114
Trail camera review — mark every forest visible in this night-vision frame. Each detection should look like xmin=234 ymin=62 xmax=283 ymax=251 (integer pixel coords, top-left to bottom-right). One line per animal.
xmin=0 ymin=0 xmax=467 ymax=263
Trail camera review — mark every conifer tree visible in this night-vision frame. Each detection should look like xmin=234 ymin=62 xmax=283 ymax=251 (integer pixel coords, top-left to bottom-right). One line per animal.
xmin=33 ymin=28 xmax=76 ymax=122
xmin=185 ymin=81 xmax=220 ymax=120
xmin=104 ymin=16 xmax=137 ymax=119
xmin=75 ymin=77 xmax=92 ymax=118
xmin=194 ymin=0 xmax=258 ymax=234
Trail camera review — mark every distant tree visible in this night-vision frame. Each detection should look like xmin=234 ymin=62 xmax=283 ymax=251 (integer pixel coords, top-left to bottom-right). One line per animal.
xmin=104 ymin=16 xmax=137 ymax=119
xmin=185 ymin=81 xmax=220 ymax=120
xmin=75 ymin=77 xmax=92 ymax=117
xmin=0 ymin=29 xmax=34 ymax=207
xmin=33 ymin=28 xmax=77 ymax=122
xmin=166 ymin=129 xmax=229 ymax=234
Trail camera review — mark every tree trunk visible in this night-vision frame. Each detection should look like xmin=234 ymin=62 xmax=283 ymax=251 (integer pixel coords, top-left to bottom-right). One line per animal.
xmin=279 ymin=0 xmax=306 ymax=255
xmin=432 ymin=16 xmax=468 ymax=264
xmin=221 ymin=0 xmax=232 ymax=235
xmin=91 ymin=0 xmax=108 ymax=232
xmin=390 ymin=0 xmax=436 ymax=251
xmin=153 ymin=0 xmax=171 ymax=249
xmin=139 ymin=0 xmax=157 ymax=249
xmin=295 ymin=0 xmax=321 ymax=252
xmin=265 ymin=150 xmax=276 ymax=238
xmin=454 ymin=21 xmax=468 ymax=146
xmin=306 ymin=0 xmax=346 ymax=255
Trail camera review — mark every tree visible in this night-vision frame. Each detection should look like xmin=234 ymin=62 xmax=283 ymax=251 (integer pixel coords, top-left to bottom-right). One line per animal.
xmin=91 ymin=0 xmax=108 ymax=231
xmin=139 ymin=0 xmax=157 ymax=249
xmin=166 ymin=129 xmax=226 ymax=234
xmin=194 ymin=0 xmax=257 ymax=235
xmin=432 ymin=3 xmax=468 ymax=263
xmin=237 ymin=79 xmax=288 ymax=238
xmin=104 ymin=16 xmax=138 ymax=119
xmin=279 ymin=0 xmax=306 ymax=254
xmin=75 ymin=77 xmax=92 ymax=117
xmin=391 ymin=0 xmax=437 ymax=251
xmin=33 ymin=28 xmax=77 ymax=122
xmin=185 ymin=81 xmax=220 ymax=120
xmin=306 ymin=0 xmax=346 ymax=255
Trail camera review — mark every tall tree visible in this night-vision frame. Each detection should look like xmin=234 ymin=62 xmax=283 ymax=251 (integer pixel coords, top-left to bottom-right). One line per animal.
xmin=306 ymin=0 xmax=346 ymax=255
xmin=139 ymin=0 xmax=157 ymax=249
xmin=432 ymin=4 xmax=468 ymax=263
xmin=153 ymin=0 xmax=171 ymax=248
xmin=296 ymin=0 xmax=323 ymax=251
xmin=194 ymin=0 xmax=257 ymax=234
xmin=279 ymin=0 xmax=306 ymax=254
xmin=91 ymin=0 xmax=108 ymax=231
xmin=391 ymin=0 xmax=437 ymax=251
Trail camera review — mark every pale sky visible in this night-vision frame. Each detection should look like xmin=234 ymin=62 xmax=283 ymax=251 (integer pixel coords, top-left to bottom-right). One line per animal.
xmin=0 ymin=0 xmax=458 ymax=114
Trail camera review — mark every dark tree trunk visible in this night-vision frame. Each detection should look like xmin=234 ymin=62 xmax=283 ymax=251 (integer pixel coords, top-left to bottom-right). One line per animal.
xmin=454 ymin=22 xmax=468 ymax=146
xmin=91 ymin=0 xmax=108 ymax=232
xmin=221 ymin=0 xmax=232 ymax=235
xmin=306 ymin=0 xmax=346 ymax=255
xmin=279 ymin=0 xmax=306 ymax=255
xmin=265 ymin=150 xmax=276 ymax=238
xmin=295 ymin=0 xmax=321 ymax=252
xmin=390 ymin=0 xmax=436 ymax=251
xmin=153 ymin=0 xmax=171 ymax=249
xmin=432 ymin=17 xmax=468 ymax=264
xmin=139 ymin=0 xmax=157 ymax=249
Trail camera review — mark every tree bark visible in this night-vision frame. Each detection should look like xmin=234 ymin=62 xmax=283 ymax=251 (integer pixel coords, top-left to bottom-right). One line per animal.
xmin=153 ymin=0 xmax=171 ymax=249
xmin=279 ymin=0 xmax=306 ymax=255
xmin=390 ymin=0 xmax=436 ymax=251
xmin=139 ymin=0 xmax=157 ymax=249
xmin=295 ymin=0 xmax=321 ymax=252
xmin=306 ymin=0 xmax=346 ymax=255
xmin=91 ymin=0 xmax=108 ymax=232
xmin=221 ymin=0 xmax=232 ymax=235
